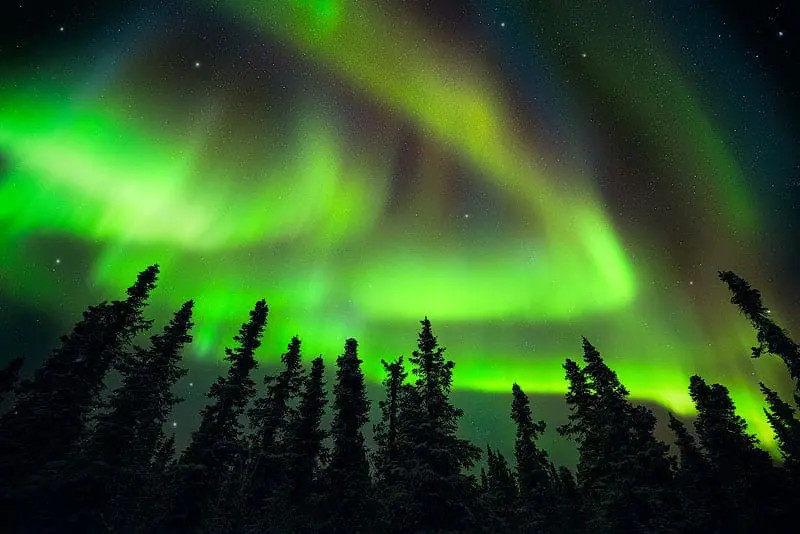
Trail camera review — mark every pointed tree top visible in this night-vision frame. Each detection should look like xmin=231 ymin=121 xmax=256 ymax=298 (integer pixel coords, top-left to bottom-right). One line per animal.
xmin=344 ymin=337 xmax=358 ymax=357
xmin=581 ymin=337 xmax=601 ymax=363
xmin=175 ymin=299 xmax=194 ymax=318
xmin=242 ymin=299 xmax=269 ymax=339
xmin=310 ymin=356 xmax=325 ymax=376
xmin=126 ymin=264 xmax=159 ymax=301
xmin=718 ymin=270 xmax=769 ymax=319
xmin=280 ymin=335 xmax=302 ymax=368
xmin=416 ymin=316 xmax=440 ymax=355
xmin=689 ymin=374 xmax=708 ymax=394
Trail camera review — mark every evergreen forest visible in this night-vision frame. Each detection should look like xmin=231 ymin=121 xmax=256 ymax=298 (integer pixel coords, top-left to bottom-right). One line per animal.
xmin=1 ymin=266 xmax=799 ymax=533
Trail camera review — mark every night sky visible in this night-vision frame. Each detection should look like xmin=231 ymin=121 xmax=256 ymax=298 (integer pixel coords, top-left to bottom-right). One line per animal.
xmin=1 ymin=0 xmax=798 ymax=462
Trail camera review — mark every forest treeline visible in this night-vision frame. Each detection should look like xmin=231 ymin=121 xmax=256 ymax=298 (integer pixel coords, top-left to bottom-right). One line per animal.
xmin=1 ymin=266 xmax=799 ymax=533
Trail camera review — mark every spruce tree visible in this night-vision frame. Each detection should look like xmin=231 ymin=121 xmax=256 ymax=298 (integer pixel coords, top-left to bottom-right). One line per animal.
xmin=0 ymin=357 xmax=23 ymax=406
xmin=324 ymin=338 xmax=373 ymax=533
xmin=719 ymin=271 xmax=800 ymax=384
xmin=0 ymin=266 xmax=157 ymax=516
xmin=83 ymin=300 xmax=194 ymax=530
xmin=372 ymin=356 xmax=407 ymax=487
xmin=392 ymin=318 xmax=481 ymax=533
xmin=244 ymin=335 xmax=304 ymax=523
xmin=174 ymin=299 xmax=267 ymax=532
xmin=280 ymin=356 xmax=328 ymax=530
xmin=250 ymin=336 xmax=304 ymax=454
xmin=688 ymin=374 xmax=787 ymax=531
xmin=759 ymin=382 xmax=800 ymax=477
xmin=719 ymin=271 xmax=800 ymax=510
xmin=558 ymin=338 xmax=676 ymax=534
xmin=372 ymin=356 xmax=410 ymax=532
xmin=511 ymin=383 xmax=555 ymax=531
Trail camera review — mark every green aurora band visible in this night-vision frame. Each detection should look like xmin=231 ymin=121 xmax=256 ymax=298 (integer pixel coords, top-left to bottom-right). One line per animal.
xmin=0 ymin=0 xmax=794 ymax=446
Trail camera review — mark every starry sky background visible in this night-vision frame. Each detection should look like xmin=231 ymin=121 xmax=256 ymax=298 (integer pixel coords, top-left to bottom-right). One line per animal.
xmin=0 ymin=0 xmax=799 ymax=463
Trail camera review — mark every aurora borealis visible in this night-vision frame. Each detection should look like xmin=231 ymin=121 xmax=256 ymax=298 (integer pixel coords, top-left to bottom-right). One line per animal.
xmin=0 ymin=0 xmax=798 ymax=452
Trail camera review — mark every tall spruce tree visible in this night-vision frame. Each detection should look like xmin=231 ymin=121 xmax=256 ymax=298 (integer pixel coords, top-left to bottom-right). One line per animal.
xmin=244 ymin=335 xmax=304 ymax=523
xmin=0 ymin=357 xmax=23 ymax=406
xmin=759 ymin=382 xmax=800 ymax=478
xmin=82 ymin=300 xmax=194 ymax=530
xmin=688 ymin=374 xmax=788 ymax=531
xmin=0 ymin=265 xmax=157 ymax=521
xmin=719 ymin=270 xmax=800 ymax=384
xmin=511 ymin=383 xmax=555 ymax=532
xmin=174 ymin=299 xmax=267 ymax=532
xmin=250 ymin=336 xmax=304 ymax=454
xmin=392 ymin=318 xmax=481 ymax=533
xmin=558 ymin=338 xmax=676 ymax=534
xmin=279 ymin=356 xmax=328 ymax=530
xmin=372 ymin=356 xmax=407 ymax=487
xmin=323 ymin=338 xmax=373 ymax=532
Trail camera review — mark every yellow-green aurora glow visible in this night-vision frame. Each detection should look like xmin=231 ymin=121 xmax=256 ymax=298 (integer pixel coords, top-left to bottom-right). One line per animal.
xmin=0 ymin=0 xmax=797 ymax=447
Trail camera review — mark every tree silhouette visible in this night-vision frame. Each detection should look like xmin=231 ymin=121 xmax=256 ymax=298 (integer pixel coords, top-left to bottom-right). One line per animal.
xmin=719 ymin=270 xmax=800 ymax=384
xmin=321 ymin=338 xmax=373 ymax=532
xmin=83 ymin=299 xmax=194 ymax=531
xmin=759 ymin=382 xmax=800 ymax=478
xmin=372 ymin=356 xmax=406 ymax=487
xmin=0 ymin=265 xmax=157 ymax=529
xmin=279 ymin=356 xmax=328 ymax=531
xmin=688 ymin=374 xmax=788 ymax=531
xmin=244 ymin=335 xmax=304 ymax=524
xmin=558 ymin=338 xmax=676 ymax=534
xmin=173 ymin=299 xmax=267 ymax=532
xmin=3 ymin=266 xmax=800 ymax=533
xmin=511 ymin=382 xmax=555 ymax=531
xmin=391 ymin=318 xmax=481 ymax=533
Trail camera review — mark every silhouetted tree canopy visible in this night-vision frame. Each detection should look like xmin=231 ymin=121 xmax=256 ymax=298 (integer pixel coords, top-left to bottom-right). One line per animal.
xmin=1 ymin=268 xmax=799 ymax=533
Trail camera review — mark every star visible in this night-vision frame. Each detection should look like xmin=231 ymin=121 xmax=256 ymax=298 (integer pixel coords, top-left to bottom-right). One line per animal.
xmin=778 ymin=31 xmax=784 ymax=37
xmin=172 ymin=421 xmax=178 ymax=428
xmin=581 ymin=52 xmax=587 ymax=58
xmin=189 ymin=382 xmax=194 ymax=387
xmin=500 ymin=22 xmax=506 ymax=28
xmin=464 ymin=213 xmax=470 ymax=219
xmin=193 ymin=61 xmax=201 ymax=68
xmin=55 ymin=258 xmax=60 ymax=264
xmin=59 ymin=27 xmax=64 ymax=32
